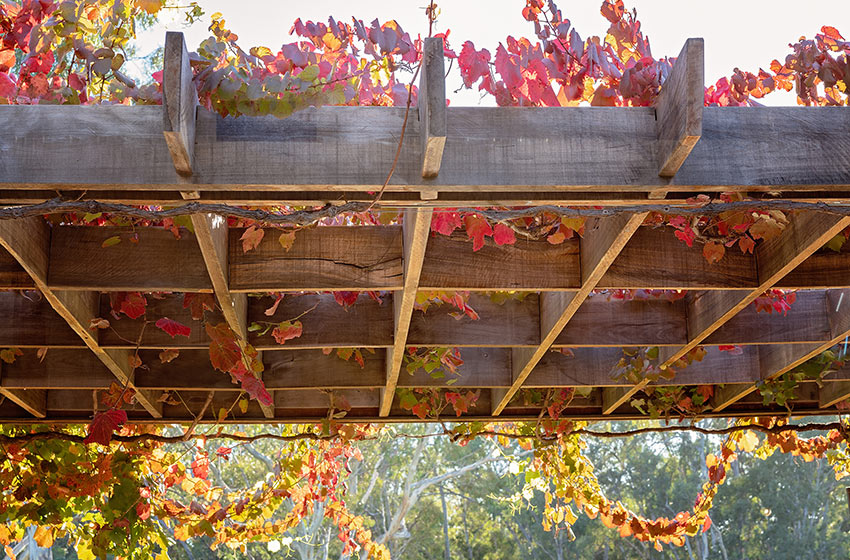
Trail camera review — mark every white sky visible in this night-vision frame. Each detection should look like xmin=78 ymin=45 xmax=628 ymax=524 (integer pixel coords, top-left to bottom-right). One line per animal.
xmin=135 ymin=0 xmax=850 ymax=106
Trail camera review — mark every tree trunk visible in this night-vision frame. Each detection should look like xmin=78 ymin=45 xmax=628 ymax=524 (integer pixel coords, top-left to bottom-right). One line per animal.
xmin=440 ymin=483 xmax=451 ymax=560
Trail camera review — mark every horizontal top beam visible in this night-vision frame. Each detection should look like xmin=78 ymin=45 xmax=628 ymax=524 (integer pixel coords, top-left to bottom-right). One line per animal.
xmin=1 ymin=105 xmax=848 ymax=193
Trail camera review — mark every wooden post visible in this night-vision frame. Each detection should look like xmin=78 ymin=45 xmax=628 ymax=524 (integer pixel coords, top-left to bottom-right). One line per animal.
xmin=162 ymin=32 xmax=197 ymax=177
xmin=419 ymin=37 xmax=446 ymax=179
xmin=380 ymin=208 xmax=433 ymax=416
xmin=492 ymin=214 xmax=646 ymax=415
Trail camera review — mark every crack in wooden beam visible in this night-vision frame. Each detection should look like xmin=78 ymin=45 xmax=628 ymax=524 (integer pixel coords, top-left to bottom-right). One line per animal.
xmin=381 ymin=208 xmax=433 ymax=415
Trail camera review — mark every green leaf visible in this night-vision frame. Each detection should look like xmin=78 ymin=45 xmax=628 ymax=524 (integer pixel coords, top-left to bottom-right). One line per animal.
xmin=101 ymin=235 xmax=121 ymax=248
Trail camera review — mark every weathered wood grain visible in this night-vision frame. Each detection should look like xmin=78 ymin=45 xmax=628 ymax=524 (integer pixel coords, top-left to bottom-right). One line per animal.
xmin=420 ymin=233 xmax=581 ymax=290
xmin=230 ymin=226 xmax=403 ymax=291
xmin=248 ymin=293 xmax=393 ymax=349
xmin=408 ymin=293 xmax=540 ymax=347
xmin=0 ymin=248 xmax=35 ymax=288
xmin=49 ymin=226 xmax=212 ymax=292
xmin=655 ymin=38 xmax=703 ymax=177
xmin=3 ymin=105 xmax=850 ymax=192
xmin=599 ymin=227 xmax=758 ymax=289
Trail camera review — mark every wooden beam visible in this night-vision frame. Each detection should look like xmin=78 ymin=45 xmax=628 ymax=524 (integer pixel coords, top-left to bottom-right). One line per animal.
xmin=49 ymin=226 xmax=212 ymax=292
xmin=229 ymin=226 xmax=404 ymax=292
xmin=381 ymin=208 xmax=433 ymax=415
xmin=654 ymin=38 xmax=703 ymax=178
xmin=3 ymin=105 xmax=850 ymax=192
xmin=162 ymin=32 xmax=197 ymax=177
xmin=189 ymin=213 xmax=273 ymax=417
xmin=4 ymin=223 xmax=850 ymax=294
xmin=492 ymin=214 xmax=647 ymax=414
xmin=0 ymin=218 xmax=162 ymax=417
xmin=419 ymin=37 xmax=447 ymax=178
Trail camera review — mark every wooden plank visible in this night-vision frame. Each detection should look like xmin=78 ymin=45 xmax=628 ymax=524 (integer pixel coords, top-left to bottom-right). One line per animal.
xmin=11 ymin=224 xmax=850 ymax=294
xmin=655 ymin=38 xmax=703 ymax=177
xmin=381 ymin=208 xmax=433 ymax=415
xmin=48 ymin=226 xmax=212 ymax=292
xmin=2 ymin=349 xmax=114 ymax=389
xmin=162 ymin=32 xmax=197 ymax=176
xmin=3 ymin=105 xmax=850 ymax=191
xmin=0 ymin=247 xmax=35 ymax=288
xmin=0 ymin=218 xmax=162 ymax=417
xmin=248 ymin=293 xmax=393 ymax=349
xmin=599 ymin=227 xmax=758 ymax=289
xmin=276 ymin=389 xmax=379 ymax=410
xmin=0 ymin=287 xmax=840 ymax=350
xmin=98 ymin=294 xmax=222 ymax=348
xmin=0 ymin=362 xmax=47 ymax=418
xmin=420 ymin=233 xmax=581 ymax=290
xmin=556 ymin=295 xmax=687 ymax=347
xmin=0 ymin=291 xmax=85 ymax=347
xmin=662 ymin=212 xmax=850 ymax=367
xmin=492 ymin=214 xmax=647 ymax=414
xmin=419 ymin=37 xmax=446 ymax=178
xmin=408 ymin=293 xmax=539 ymax=347
xmin=230 ymin=226 xmax=403 ymax=292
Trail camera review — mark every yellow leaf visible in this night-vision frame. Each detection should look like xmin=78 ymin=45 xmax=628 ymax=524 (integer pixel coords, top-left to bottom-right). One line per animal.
xmin=738 ymin=430 xmax=759 ymax=453
xmin=239 ymin=396 xmax=249 ymax=413
xmin=137 ymin=0 xmax=162 ymax=15
xmin=33 ymin=526 xmax=54 ymax=548
xmin=278 ymin=231 xmax=296 ymax=252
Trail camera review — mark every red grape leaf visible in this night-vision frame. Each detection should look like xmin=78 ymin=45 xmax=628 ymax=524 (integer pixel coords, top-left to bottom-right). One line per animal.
xmin=240 ymin=225 xmax=264 ymax=253
xmin=272 ymin=320 xmax=303 ymax=345
xmin=84 ymin=409 xmax=128 ymax=446
xmin=464 ymin=214 xmax=493 ymax=252
xmin=155 ymin=317 xmax=192 ymax=338
xmin=492 ymin=223 xmax=516 ymax=246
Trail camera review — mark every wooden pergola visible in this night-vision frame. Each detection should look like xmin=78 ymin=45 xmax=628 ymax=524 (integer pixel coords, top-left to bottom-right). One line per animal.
xmin=0 ymin=34 xmax=849 ymax=423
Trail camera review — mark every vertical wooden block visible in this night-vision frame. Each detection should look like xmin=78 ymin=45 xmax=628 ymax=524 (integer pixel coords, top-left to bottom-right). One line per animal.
xmin=163 ymin=31 xmax=197 ymax=176
xmin=419 ymin=37 xmax=447 ymax=178
xmin=655 ymin=38 xmax=704 ymax=178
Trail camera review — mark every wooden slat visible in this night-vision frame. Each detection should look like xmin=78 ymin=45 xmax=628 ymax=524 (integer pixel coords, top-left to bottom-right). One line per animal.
xmin=162 ymin=32 xmax=197 ymax=176
xmin=0 ymin=247 xmax=35 ymax=288
xmin=381 ymin=208 xmax=433 ymax=415
xmin=419 ymin=37 xmax=446 ymax=178
xmin=420 ymin=233 xmax=581 ymax=290
xmin=655 ymin=38 xmax=703 ymax=177
xmin=0 ymin=218 xmax=162 ymax=417
xmin=49 ymin=226 xmax=211 ymax=292
xmin=3 ymin=105 xmax=850 ymax=192
xmin=492 ymin=214 xmax=647 ymax=414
